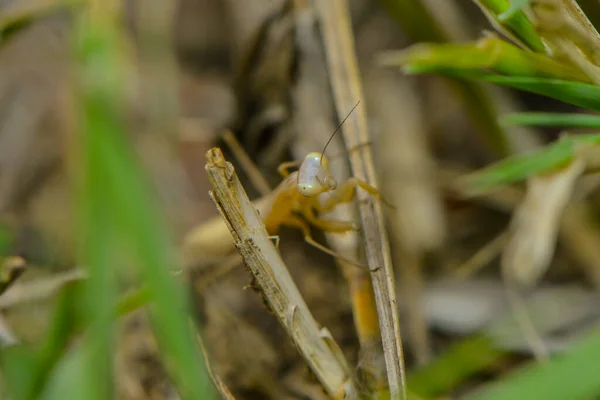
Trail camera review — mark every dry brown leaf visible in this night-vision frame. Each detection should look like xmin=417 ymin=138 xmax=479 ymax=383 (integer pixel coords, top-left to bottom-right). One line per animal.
xmin=502 ymin=159 xmax=585 ymax=287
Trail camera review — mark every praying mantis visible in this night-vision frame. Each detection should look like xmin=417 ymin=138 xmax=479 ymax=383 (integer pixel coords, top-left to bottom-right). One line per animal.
xmin=182 ymin=101 xmax=383 ymax=269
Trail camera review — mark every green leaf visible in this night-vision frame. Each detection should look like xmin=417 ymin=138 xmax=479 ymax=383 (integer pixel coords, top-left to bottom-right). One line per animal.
xmin=73 ymin=9 xmax=212 ymax=400
xmin=1 ymin=347 xmax=38 ymax=400
xmin=478 ymin=75 xmax=600 ymax=111
xmin=383 ymin=37 xmax=588 ymax=82
xmin=498 ymin=0 xmax=532 ymax=21
xmin=0 ymin=225 xmax=13 ymax=257
xmin=408 ymin=335 xmax=506 ymax=398
xmin=502 ymin=112 xmax=600 ymax=128
xmin=473 ymin=0 xmax=544 ymax=52
xmin=75 ymin=19 xmax=124 ymax=400
xmin=378 ymin=0 xmax=510 ymax=156
xmin=402 ymin=66 xmax=600 ymax=113
xmin=40 ymin=345 xmax=93 ymax=400
xmin=0 ymin=284 xmax=79 ymax=400
xmin=466 ymin=329 xmax=600 ymax=400
xmin=459 ymin=133 xmax=600 ymax=194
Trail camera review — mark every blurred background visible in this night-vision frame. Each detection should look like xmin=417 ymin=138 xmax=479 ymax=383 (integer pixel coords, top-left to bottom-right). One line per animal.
xmin=2 ymin=0 xmax=600 ymax=399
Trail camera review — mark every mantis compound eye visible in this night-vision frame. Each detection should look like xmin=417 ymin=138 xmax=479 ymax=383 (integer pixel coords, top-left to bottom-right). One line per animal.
xmin=298 ymin=182 xmax=322 ymax=196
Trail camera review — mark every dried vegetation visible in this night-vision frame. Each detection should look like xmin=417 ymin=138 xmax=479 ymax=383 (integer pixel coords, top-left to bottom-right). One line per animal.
xmin=3 ymin=1 xmax=600 ymax=400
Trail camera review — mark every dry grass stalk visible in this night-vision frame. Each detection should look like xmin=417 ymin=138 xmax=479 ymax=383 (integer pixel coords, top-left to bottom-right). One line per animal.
xmin=443 ymin=165 xmax=600 ymax=286
xmin=454 ymin=233 xmax=509 ymax=279
xmin=290 ymin=0 xmax=385 ymax=387
xmin=531 ymin=0 xmax=600 ymax=83
xmin=367 ymin=69 xmax=446 ymax=365
xmin=197 ymin=329 xmax=238 ymax=400
xmin=559 ymin=204 xmax=600 ymax=285
xmin=502 ymin=158 xmax=585 ymax=287
xmin=503 ymin=285 xmax=550 ymax=361
xmin=222 ymin=130 xmax=272 ymax=196
xmin=313 ymin=0 xmax=407 ymax=398
xmin=0 ymin=269 xmax=86 ymax=309
xmin=201 ymin=289 xmax=285 ymax=398
xmin=204 ymin=147 xmax=355 ymax=398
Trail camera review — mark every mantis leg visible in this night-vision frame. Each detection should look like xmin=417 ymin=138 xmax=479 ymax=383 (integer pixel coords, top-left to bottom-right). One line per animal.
xmin=277 ymin=160 xmax=302 ymax=178
xmin=315 ymin=177 xmax=378 ymax=212
xmin=302 ymin=201 xmax=358 ymax=233
xmin=282 ymin=215 xmax=368 ymax=270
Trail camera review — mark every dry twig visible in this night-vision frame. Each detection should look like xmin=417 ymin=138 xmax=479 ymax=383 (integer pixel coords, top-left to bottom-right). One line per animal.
xmin=290 ymin=0 xmax=385 ymax=389
xmin=205 ymin=147 xmax=355 ymax=398
xmin=313 ymin=0 xmax=407 ymax=398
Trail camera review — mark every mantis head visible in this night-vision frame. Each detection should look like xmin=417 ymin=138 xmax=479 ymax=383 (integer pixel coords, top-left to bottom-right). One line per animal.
xmin=297 ymin=152 xmax=337 ymax=196
xmin=296 ymin=100 xmax=360 ymax=197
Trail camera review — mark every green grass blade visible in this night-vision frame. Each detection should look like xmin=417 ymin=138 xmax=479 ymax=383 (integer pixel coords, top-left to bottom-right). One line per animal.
xmin=498 ymin=0 xmax=532 ymax=20
xmin=502 ymin=112 xmax=600 ymax=128
xmin=0 ymin=284 xmax=79 ymax=400
xmin=474 ymin=0 xmax=544 ymax=52
xmin=0 ymin=225 xmax=12 ymax=257
xmin=405 ymin=67 xmax=600 ymax=113
xmin=384 ymin=38 xmax=589 ymax=82
xmin=466 ymin=329 xmax=600 ymax=400
xmin=459 ymin=139 xmax=573 ymax=193
xmin=100 ymin=138 xmax=213 ymax=399
xmin=75 ymin=18 xmax=123 ymax=400
xmin=40 ymin=345 xmax=94 ymax=400
xmin=408 ymin=335 xmax=506 ymax=398
xmin=479 ymin=75 xmax=600 ymax=111
xmin=73 ymin=7 xmax=212 ymax=400
xmin=459 ymin=133 xmax=600 ymax=194
xmin=378 ymin=0 xmax=510 ymax=155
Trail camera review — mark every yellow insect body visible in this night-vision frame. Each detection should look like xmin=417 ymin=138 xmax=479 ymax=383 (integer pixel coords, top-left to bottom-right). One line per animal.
xmin=182 ymin=151 xmax=378 ymax=268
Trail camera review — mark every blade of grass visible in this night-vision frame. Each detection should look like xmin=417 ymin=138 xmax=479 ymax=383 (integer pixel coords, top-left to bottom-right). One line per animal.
xmin=408 ymin=335 xmax=506 ymax=398
xmin=502 ymin=112 xmax=600 ymax=128
xmin=404 ymin=67 xmax=600 ymax=112
xmin=1 ymin=279 xmax=155 ymax=399
xmin=480 ymin=75 xmax=600 ymax=111
xmin=473 ymin=0 xmax=544 ymax=52
xmin=73 ymin=3 xmax=212 ymax=399
xmin=384 ymin=37 xmax=589 ymax=82
xmin=0 ymin=283 xmax=79 ymax=400
xmin=498 ymin=0 xmax=532 ymax=21
xmin=378 ymin=0 xmax=510 ymax=155
xmin=459 ymin=141 xmax=573 ymax=195
xmin=466 ymin=328 xmax=600 ymax=400
xmin=458 ymin=133 xmax=600 ymax=194
xmin=74 ymin=8 xmax=125 ymax=399
xmin=40 ymin=344 xmax=94 ymax=400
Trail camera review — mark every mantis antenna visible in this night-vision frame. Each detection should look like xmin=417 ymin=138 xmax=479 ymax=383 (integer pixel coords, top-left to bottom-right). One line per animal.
xmin=319 ymin=100 xmax=361 ymax=166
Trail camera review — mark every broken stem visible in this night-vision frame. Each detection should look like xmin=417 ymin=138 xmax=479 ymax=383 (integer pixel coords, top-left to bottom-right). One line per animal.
xmin=205 ymin=147 xmax=355 ymax=398
xmin=314 ymin=0 xmax=408 ymax=398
